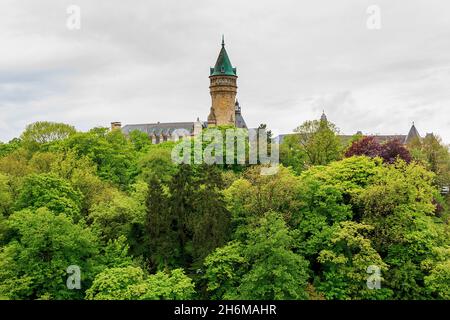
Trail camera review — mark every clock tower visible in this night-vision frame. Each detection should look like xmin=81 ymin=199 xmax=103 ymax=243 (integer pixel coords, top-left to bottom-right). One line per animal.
xmin=207 ymin=36 xmax=238 ymax=127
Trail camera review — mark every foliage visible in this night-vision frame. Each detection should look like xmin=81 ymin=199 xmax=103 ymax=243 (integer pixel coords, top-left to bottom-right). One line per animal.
xmin=1 ymin=119 xmax=449 ymax=301
xmin=144 ymin=164 xmax=230 ymax=271
xmin=317 ymin=221 xmax=392 ymax=300
xmin=59 ymin=128 xmax=138 ymax=187
xmin=85 ymin=266 xmax=195 ymax=300
xmin=344 ymin=136 xmax=382 ymax=158
xmin=21 ymin=121 xmax=76 ymax=152
xmin=380 ymin=139 xmax=412 ymax=164
xmin=0 ymin=208 xmax=99 ymax=299
xmin=15 ymin=173 xmax=83 ymax=220
xmin=292 ymin=119 xmax=342 ymax=166
xmin=204 ymin=212 xmax=310 ymax=300
xmin=345 ymin=136 xmax=412 ymax=165
xmin=0 ymin=174 xmax=13 ymax=216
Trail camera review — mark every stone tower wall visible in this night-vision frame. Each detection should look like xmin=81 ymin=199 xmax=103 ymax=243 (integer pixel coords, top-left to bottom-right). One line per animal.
xmin=209 ymin=75 xmax=237 ymax=126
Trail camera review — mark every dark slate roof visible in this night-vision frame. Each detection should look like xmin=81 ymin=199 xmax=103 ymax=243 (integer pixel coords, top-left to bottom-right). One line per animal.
xmin=370 ymin=135 xmax=407 ymax=144
xmin=122 ymin=122 xmax=206 ymax=136
xmin=405 ymin=124 xmax=420 ymax=144
xmin=235 ymin=112 xmax=247 ymax=128
xmin=234 ymin=100 xmax=247 ymax=128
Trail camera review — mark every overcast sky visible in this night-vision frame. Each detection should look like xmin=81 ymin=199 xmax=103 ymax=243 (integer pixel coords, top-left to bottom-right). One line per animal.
xmin=1 ymin=0 xmax=449 ymax=142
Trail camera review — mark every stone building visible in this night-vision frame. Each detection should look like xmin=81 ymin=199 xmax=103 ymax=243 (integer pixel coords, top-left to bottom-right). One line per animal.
xmin=113 ymin=37 xmax=247 ymax=143
xmin=274 ymin=111 xmax=424 ymax=145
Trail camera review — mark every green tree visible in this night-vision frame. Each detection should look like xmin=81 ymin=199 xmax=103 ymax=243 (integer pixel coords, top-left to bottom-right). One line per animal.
xmin=204 ymin=212 xmax=310 ymax=300
xmin=203 ymin=241 xmax=247 ymax=299
xmin=279 ymin=134 xmax=308 ymax=174
xmin=358 ymin=160 xmax=448 ymax=299
xmin=0 ymin=174 xmax=13 ymax=216
xmin=50 ymin=150 xmax=116 ymax=214
xmin=144 ymin=164 xmax=230 ymax=271
xmin=88 ymin=185 xmax=146 ymax=242
xmin=424 ymin=247 xmax=450 ymax=299
xmin=142 ymin=177 xmax=175 ymax=269
xmin=138 ymin=145 xmax=178 ymax=184
xmin=21 ymin=121 xmax=76 ymax=152
xmin=60 ymin=128 xmax=138 ymax=187
xmin=317 ymin=221 xmax=392 ymax=300
xmin=224 ymin=165 xmax=302 ymax=235
xmin=15 ymin=173 xmax=82 ymax=220
xmin=410 ymin=134 xmax=450 ymax=191
xmin=293 ymin=119 xmax=342 ymax=166
xmin=0 ymin=138 xmax=22 ymax=157
xmin=0 ymin=208 xmax=99 ymax=299
xmin=129 ymin=130 xmax=152 ymax=152
xmin=85 ymin=266 xmax=195 ymax=300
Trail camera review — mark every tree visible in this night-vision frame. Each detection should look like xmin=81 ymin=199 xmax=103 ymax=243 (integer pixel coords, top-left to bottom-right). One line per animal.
xmin=237 ymin=212 xmax=310 ymax=300
xmin=145 ymin=164 xmax=230 ymax=271
xmin=50 ymin=150 xmax=117 ymax=214
xmin=0 ymin=208 xmax=99 ymax=299
xmin=85 ymin=266 xmax=146 ymax=300
xmin=0 ymin=138 xmax=22 ymax=157
xmin=294 ymin=157 xmax=382 ymax=262
xmin=204 ymin=212 xmax=310 ymax=300
xmin=317 ymin=221 xmax=392 ymax=300
xmin=20 ymin=121 xmax=76 ymax=151
xmin=138 ymin=145 xmax=178 ymax=184
xmin=190 ymin=164 xmax=231 ymax=267
xmin=424 ymin=247 xmax=450 ymax=300
xmin=279 ymin=134 xmax=308 ymax=174
xmin=203 ymin=241 xmax=247 ymax=300
xmin=358 ymin=160 xmax=448 ymax=299
xmin=0 ymin=174 xmax=13 ymax=216
xmin=85 ymin=266 xmax=195 ymax=300
xmin=380 ymin=139 xmax=412 ymax=164
xmin=224 ymin=165 xmax=302 ymax=235
xmin=88 ymin=185 xmax=146 ymax=242
xmin=28 ymin=152 xmax=59 ymax=173
xmin=293 ymin=119 xmax=342 ymax=166
xmin=410 ymin=134 xmax=450 ymax=190
xmin=345 ymin=136 xmax=382 ymax=158
xmin=15 ymin=173 xmax=83 ymax=220
xmin=129 ymin=130 xmax=152 ymax=152
xmin=60 ymin=128 xmax=138 ymax=188
xmin=141 ymin=177 xmax=176 ymax=269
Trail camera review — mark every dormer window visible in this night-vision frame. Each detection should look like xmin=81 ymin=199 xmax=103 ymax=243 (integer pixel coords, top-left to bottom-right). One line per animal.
xmin=221 ymin=66 xmax=225 ymax=73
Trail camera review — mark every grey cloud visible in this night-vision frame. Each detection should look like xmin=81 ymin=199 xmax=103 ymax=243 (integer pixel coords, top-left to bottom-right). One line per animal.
xmin=0 ymin=0 xmax=450 ymax=144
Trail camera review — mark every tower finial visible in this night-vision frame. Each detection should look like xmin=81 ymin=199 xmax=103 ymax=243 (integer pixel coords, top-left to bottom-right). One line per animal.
xmin=222 ymin=35 xmax=225 ymax=47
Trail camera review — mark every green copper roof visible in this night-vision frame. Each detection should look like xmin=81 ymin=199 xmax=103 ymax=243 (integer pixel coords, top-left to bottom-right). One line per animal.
xmin=210 ymin=36 xmax=237 ymax=76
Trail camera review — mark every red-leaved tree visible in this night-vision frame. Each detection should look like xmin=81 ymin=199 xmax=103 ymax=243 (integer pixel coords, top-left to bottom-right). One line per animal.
xmin=345 ymin=136 xmax=383 ymax=158
xmin=345 ymin=136 xmax=412 ymax=164
xmin=380 ymin=139 xmax=412 ymax=164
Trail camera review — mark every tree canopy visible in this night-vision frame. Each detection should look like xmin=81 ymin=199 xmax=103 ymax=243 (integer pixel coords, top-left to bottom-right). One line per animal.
xmin=0 ymin=120 xmax=449 ymax=300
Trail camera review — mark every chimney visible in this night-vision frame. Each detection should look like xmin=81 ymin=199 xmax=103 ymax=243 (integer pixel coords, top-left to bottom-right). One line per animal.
xmin=111 ymin=122 xmax=122 ymax=130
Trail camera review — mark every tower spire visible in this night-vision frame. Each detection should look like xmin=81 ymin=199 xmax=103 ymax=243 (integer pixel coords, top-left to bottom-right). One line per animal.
xmin=210 ymin=36 xmax=236 ymax=76
xmin=320 ymin=110 xmax=328 ymax=122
